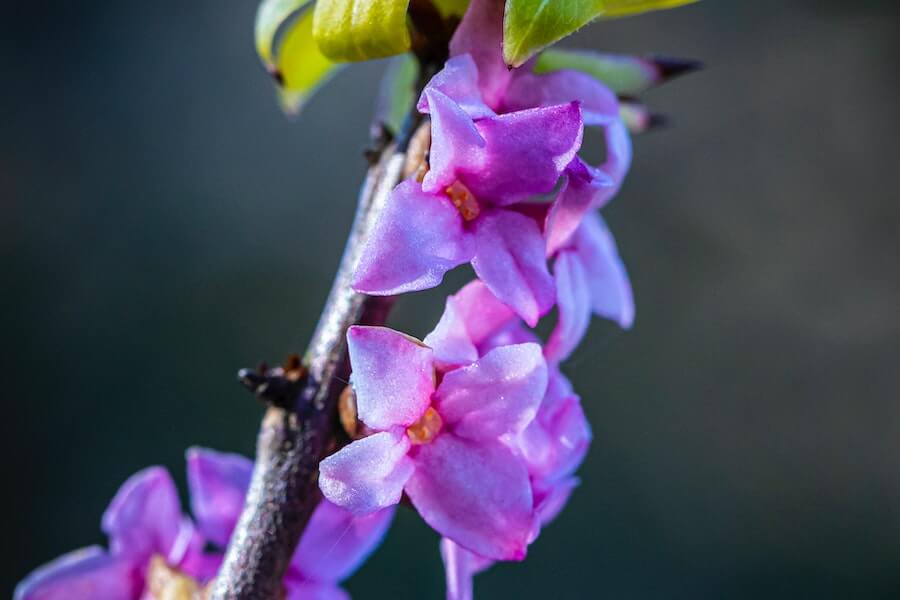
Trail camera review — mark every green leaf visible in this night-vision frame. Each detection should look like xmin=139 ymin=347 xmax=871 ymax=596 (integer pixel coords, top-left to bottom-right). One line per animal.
xmin=276 ymin=8 xmax=343 ymax=115
xmin=255 ymin=0 xmax=311 ymax=67
xmin=431 ymin=0 xmax=471 ymax=17
xmin=590 ymin=0 xmax=699 ymax=18
xmin=312 ymin=0 xmax=412 ymax=62
xmin=504 ymin=0 xmax=698 ymax=67
xmin=375 ymin=54 xmax=420 ymax=134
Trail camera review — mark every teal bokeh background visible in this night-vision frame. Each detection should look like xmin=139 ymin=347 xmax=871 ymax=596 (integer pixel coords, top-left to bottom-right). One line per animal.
xmin=3 ymin=1 xmax=900 ymax=597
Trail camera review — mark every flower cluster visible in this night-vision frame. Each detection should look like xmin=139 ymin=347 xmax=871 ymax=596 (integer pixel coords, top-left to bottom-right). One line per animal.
xmin=353 ymin=0 xmax=632 ymax=333
xmin=19 ymin=0 xmax=696 ymax=596
xmin=16 ymin=449 xmax=393 ymax=600
xmin=318 ymin=0 xmax=635 ymax=596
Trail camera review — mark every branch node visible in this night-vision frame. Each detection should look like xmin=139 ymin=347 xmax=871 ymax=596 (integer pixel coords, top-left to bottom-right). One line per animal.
xmin=238 ymin=355 xmax=308 ymax=412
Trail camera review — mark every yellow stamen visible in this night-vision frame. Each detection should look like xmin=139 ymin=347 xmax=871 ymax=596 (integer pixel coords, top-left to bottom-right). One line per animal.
xmin=445 ymin=181 xmax=481 ymax=221
xmin=144 ymin=555 xmax=207 ymax=600
xmin=407 ymin=407 xmax=443 ymax=445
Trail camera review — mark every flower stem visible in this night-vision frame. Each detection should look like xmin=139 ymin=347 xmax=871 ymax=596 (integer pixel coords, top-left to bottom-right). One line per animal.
xmin=209 ymin=114 xmax=430 ymax=599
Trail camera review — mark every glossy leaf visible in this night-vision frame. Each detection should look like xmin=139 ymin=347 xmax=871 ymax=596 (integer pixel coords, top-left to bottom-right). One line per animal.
xmin=313 ymin=0 xmax=412 ymax=62
xmin=504 ymin=0 xmax=698 ymax=67
xmin=376 ymin=54 xmax=420 ymax=134
xmin=255 ymin=0 xmax=311 ymax=67
xmin=276 ymin=8 xmax=343 ymax=115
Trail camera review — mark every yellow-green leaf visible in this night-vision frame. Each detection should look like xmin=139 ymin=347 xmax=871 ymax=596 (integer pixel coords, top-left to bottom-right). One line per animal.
xmin=504 ymin=0 xmax=698 ymax=67
xmin=431 ymin=0 xmax=471 ymax=17
xmin=255 ymin=0 xmax=311 ymax=67
xmin=592 ymin=0 xmax=698 ymax=18
xmin=276 ymin=8 xmax=343 ymax=115
xmin=312 ymin=0 xmax=412 ymax=62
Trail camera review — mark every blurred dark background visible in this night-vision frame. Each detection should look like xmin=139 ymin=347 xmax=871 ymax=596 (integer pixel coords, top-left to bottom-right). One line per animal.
xmin=3 ymin=0 xmax=899 ymax=597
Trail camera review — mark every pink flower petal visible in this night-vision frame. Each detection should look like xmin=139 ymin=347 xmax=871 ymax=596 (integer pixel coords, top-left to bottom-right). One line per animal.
xmin=406 ymin=434 xmax=534 ymax=561
xmin=179 ymin=550 xmax=223 ymax=585
xmin=347 ymin=326 xmax=435 ymax=430
xmin=319 ymin=430 xmax=414 ymax=515
xmin=284 ymin=581 xmax=350 ymax=600
xmin=576 ymin=213 xmax=635 ymax=328
xmin=352 ymin=180 xmax=475 ymax=295
xmin=15 ymin=547 xmax=138 ymax=600
xmin=534 ymin=477 xmax=580 ymax=529
xmin=463 ymin=102 xmax=584 ymax=205
xmin=422 ymin=89 xmax=486 ymax=194
xmin=435 ymin=343 xmax=547 ymax=441
xmin=101 ymin=466 xmax=182 ymax=561
xmin=418 ymin=55 xmax=495 ymax=119
xmin=185 ymin=447 xmax=252 ymax=548
xmin=517 ymin=369 xmax=592 ymax=482
xmin=477 ymin=321 xmax=540 ymax=355
xmin=545 ymin=249 xmax=592 ymax=363
xmin=423 ymin=294 xmax=480 ymax=369
xmin=503 ymin=70 xmax=620 ymax=126
xmin=471 ymin=209 xmax=555 ymax=327
xmin=426 ymin=281 xmax=538 ymax=363
xmin=448 ymin=0 xmax=510 ymax=109
xmin=440 ymin=538 xmax=494 ymax=600
xmin=603 ymin=120 xmax=633 ymax=191
xmin=545 ymin=159 xmax=615 ymax=257
xmin=424 ymin=279 xmax=535 ymax=368
xmin=292 ymin=501 xmax=394 ymax=583
xmin=447 ymin=280 xmax=517 ymax=347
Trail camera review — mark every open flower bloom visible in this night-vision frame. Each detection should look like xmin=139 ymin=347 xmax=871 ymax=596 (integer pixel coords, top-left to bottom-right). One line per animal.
xmin=17 ymin=449 xmax=393 ymax=600
xmin=15 ymin=466 xmax=209 ymax=600
xmin=319 ymin=323 xmax=549 ymax=561
xmin=423 ymin=280 xmax=591 ymax=599
xmin=352 ymin=88 xmax=582 ymax=325
xmin=353 ymin=0 xmax=631 ymax=327
xmin=546 ymin=211 xmax=635 ymax=363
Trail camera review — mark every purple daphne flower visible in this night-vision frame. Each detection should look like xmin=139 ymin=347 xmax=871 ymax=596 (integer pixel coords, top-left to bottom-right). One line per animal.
xmin=352 ymin=88 xmax=582 ymax=325
xmin=437 ymin=280 xmax=593 ymax=499
xmin=545 ymin=211 xmax=635 ymax=363
xmin=15 ymin=466 xmax=208 ymax=600
xmin=318 ymin=320 xmax=549 ymax=561
xmin=353 ymin=0 xmax=631 ymax=327
xmin=424 ymin=280 xmax=592 ymax=599
xmin=17 ymin=449 xmax=394 ymax=600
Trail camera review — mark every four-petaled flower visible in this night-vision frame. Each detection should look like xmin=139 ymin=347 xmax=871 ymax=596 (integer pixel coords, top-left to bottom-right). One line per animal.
xmin=16 ymin=449 xmax=394 ymax=600
xmin=319 ymin=322 xmax=548 ymax=561
xmin=353 ymin=0 xmax=633 ymax=330
xmin=419 ymin=279 xmax=594 ymax=598
xmin=19 ymin=0 xmax=661 ymax=595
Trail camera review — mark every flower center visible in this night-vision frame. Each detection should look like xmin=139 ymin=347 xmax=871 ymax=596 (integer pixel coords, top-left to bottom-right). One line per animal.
xmin=445 ymin=181 xmax=481 ymax=221
xmin=144 ymin=555 xmax=204 ymax=600
xmin=406 ymin=407 xmax=443 ymax=445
